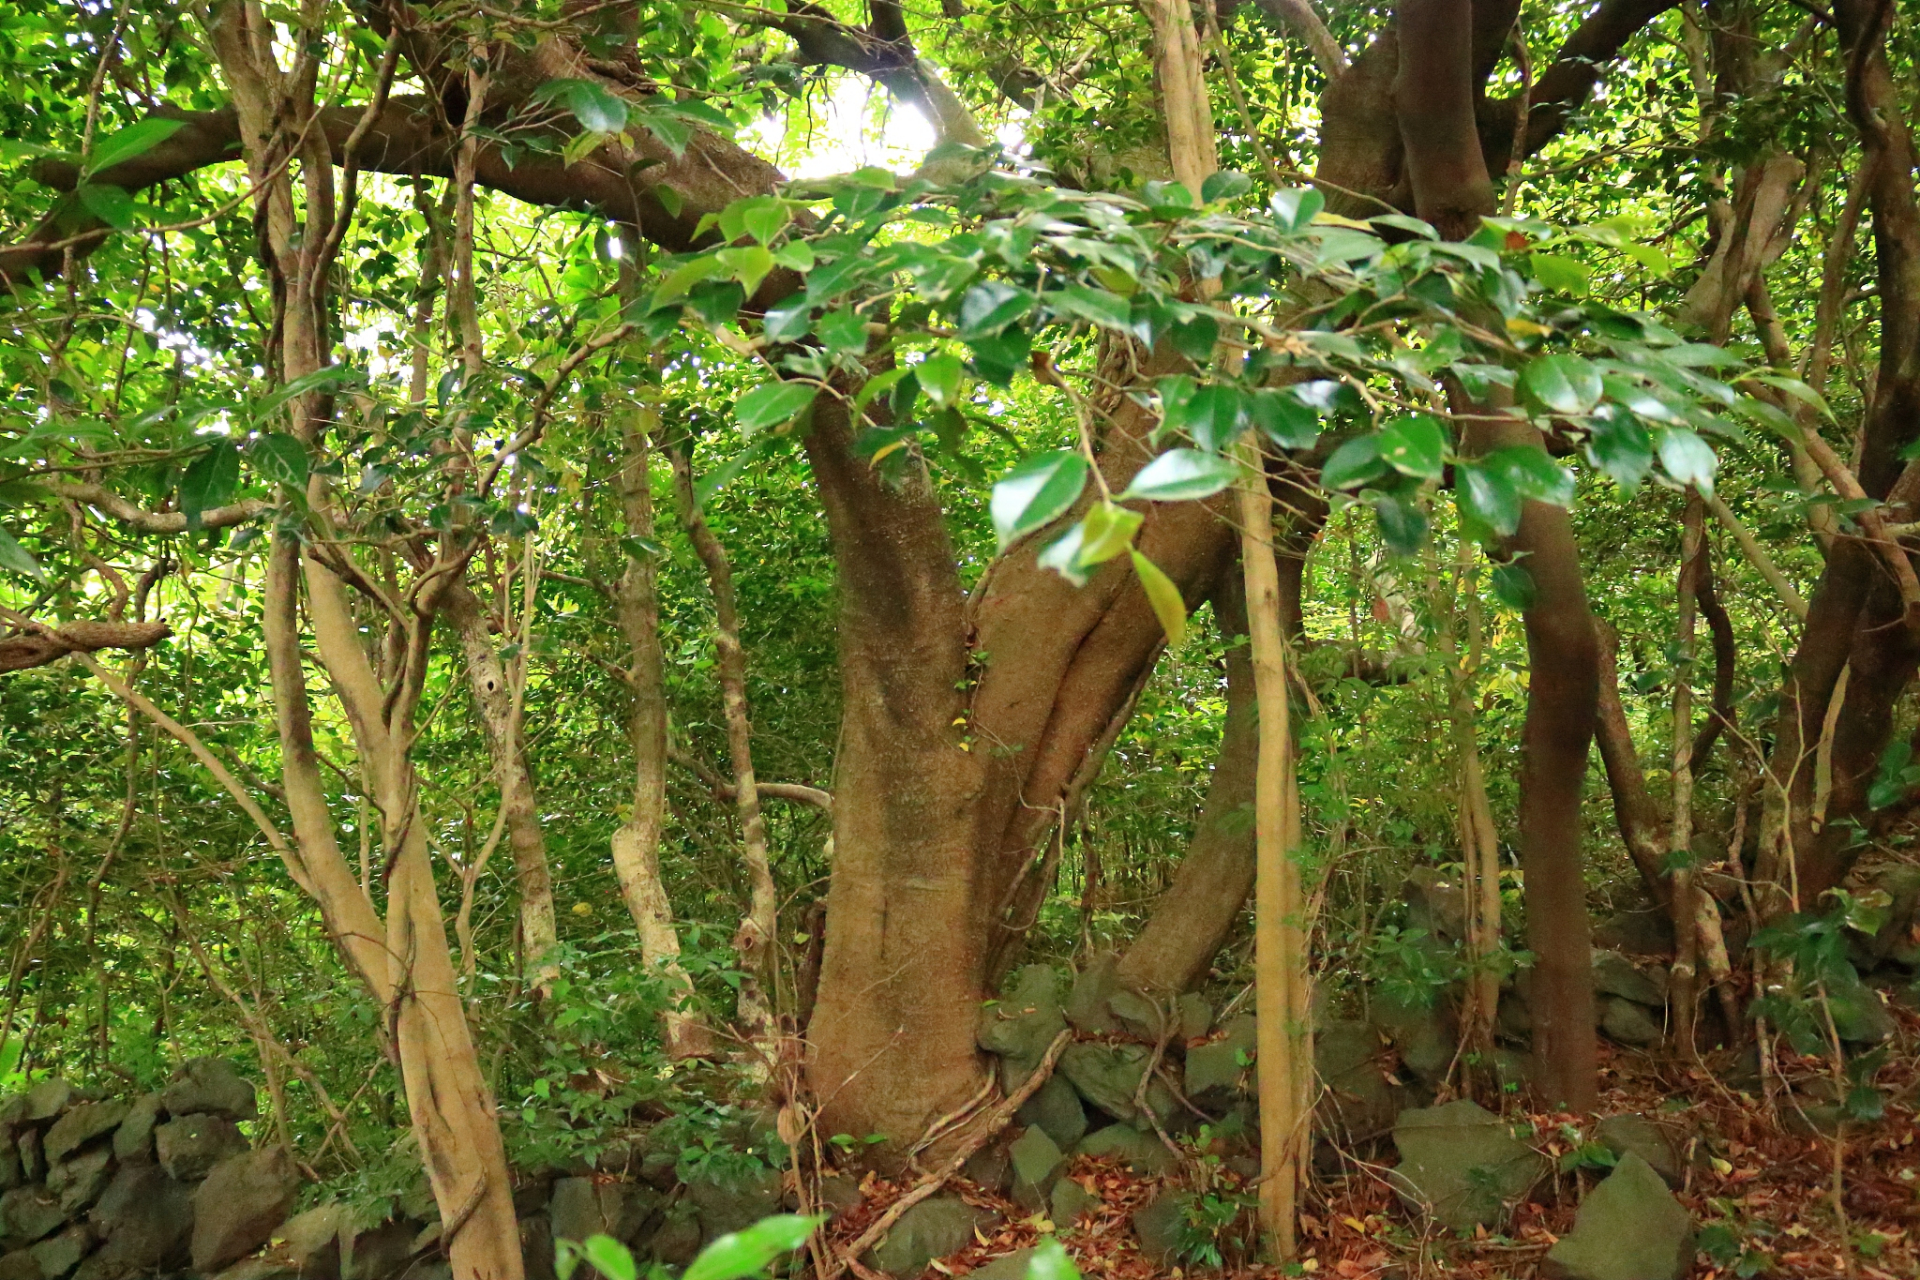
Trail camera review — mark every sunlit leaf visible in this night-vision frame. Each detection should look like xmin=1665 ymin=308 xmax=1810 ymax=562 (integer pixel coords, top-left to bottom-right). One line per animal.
xmin=1130 ymin=550 xmax=1186 ymax=648
xmin=683 ymin=1215 xmax=823 ymax=1280
xmin=0 ymin=527 xmax=45 ymax=582
xmin=1656 ymin=427 xmax=1717 ymax=498
xmin=179 ymin=442 xmax=240 ymax=530
xmin=1522 ymin=353 xmax=1602 ymax=416
xmin=1075 ymin=501 xmax=1143 ymax=566
xmin=735 ymin=382 xmax=818 ymax=434
xmin=1120 ymin=449 xmax=1237 ymax=502
xmin=991 ymin=451 xmax=1087 ymax=550
xmin=1377 ymin=414 xmax=1446 ymax=480
xmin=84 ymin=118 xmax=187 ymax=176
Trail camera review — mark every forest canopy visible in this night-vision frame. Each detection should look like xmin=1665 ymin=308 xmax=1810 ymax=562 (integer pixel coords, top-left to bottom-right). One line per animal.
xmin=2 ymin=0 xmax=1919 ymax=1276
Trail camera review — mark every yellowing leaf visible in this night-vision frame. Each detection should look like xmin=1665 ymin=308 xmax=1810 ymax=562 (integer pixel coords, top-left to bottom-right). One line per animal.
xmin=1131 ymin=549 xmax=1186 ymax=648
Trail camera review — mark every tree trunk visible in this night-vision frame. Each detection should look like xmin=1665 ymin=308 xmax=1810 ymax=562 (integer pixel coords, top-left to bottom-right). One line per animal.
xmin=611 ymin=409 xmax=714 ymax=1061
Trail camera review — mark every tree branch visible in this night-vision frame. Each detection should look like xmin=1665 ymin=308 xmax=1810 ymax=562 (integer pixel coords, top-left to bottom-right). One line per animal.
xmin=1248 ymin=0 xmax=1346 ymax=77
xmin=0 ymin=619 xmax=171 ymax=674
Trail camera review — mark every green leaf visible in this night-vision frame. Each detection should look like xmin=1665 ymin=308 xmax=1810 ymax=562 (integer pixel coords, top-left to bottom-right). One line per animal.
xmin=1038 ymin=523 xmax=1090 ymax=587
xmin=1377 ymin=414 xmax=1447 ymax=480
xmin=179 ymin=441 xmax=240 ymax=530
xmin=1075 ymin=501 xmax=1144 ymax=566
xmin=735 ymin=382 xmax=818 ymax=434
xmin=657 ymin=254 xmax=725 ymax=304
xmin=1529 ymin=251 xmax=1589 ymax=295
xmin=992 ymin=450 xmax=1088 ymax=550
xmin=1485 ymin=446 xmax=1575 ymax=506
xmin=1131 ymin=550 xmax=1187 ymax=648
xmin=1270 ymin=187 xmax=1324 ymax=232
xmin=1657 ymin=428 xmax=1717 ymax=497
xmin=248 ymin=433 xmax=310 ymax=490
xmin=1491 ymin=561 xmax=1535 ymax=610
xmin=1172 ymin=385 xmax=1247 ymax=452
xmin=1371 ymin=492 xmax=1427 ymax=555
xmin=1522 ymin=353 xmax=1603 ymax=416
xmin=77 ymin=183 xmax=136 ymax=229
xmin=682 ymin=1215 xmax=823 ymax=1280
xmin=256 ymin=365 xmax=368 ymax=424
xmin=1026 ymin=1238 xmax=1082 ymax=1280
xmin=915 ymin=352 xmax=967 ymax=409
xmin=84 ymin=118 xmax=187 ymax=176
xmin=1457 ymin=461 xmax=1520 ymax=537
xmin=1120 ymin=449 xmax=1237 ymax=502
xmin=957 ymin=281 xmax=1033 ymax=339
xmin=1247 ymin=389 xmax=1320 ymax=449
xmin=1200 ymin=170 xmax=1252 ymax=203
xmin=0 ymin=527 xmax=45 ymax=582
xmin=581 ymin=1236 xmax=637 ymax=1280
xmin=816 ymin=308 xmax=868 ymax=357
xmin=1049 ymin=285 xmax=1131 ymax=331
xmin=546 ymin=78 xmax=629 ymax=133
xmin=1321 ymin=436 xmax=1386 ymax=490
xmin=717 ymin=245 xmax=774 ymax=295
xmin=762 ymin=300 xmax=812 ymax=344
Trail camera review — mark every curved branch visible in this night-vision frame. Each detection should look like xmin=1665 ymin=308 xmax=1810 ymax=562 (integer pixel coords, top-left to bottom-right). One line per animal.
xmin=0 ymin=619 xmax=171 ymax=674
xmin=1249 ymin=0 xmax=1346 ymax=77
xmin=40 ymin=481 xmax=272 ymax=533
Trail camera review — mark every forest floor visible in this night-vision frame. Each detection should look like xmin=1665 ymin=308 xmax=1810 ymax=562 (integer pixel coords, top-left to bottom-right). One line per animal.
xmin=824 ymin=1019 xmax=1920 ymax=1279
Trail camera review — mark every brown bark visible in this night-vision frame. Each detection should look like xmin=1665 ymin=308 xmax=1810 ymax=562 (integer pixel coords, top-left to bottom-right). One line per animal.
xmin=0 ymin=620 xmax=170 ymax=675
xmin=1593 ymin=621 xmax=1674 ymax=910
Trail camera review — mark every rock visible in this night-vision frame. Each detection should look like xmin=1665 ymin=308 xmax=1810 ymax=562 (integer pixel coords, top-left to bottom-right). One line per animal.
xmin=969 ymin=1248 xmax=1035 ymax=1280
xmin=520 ymin=1214 xmax=556 ymax=1280
xmin=1594 ymin=1115 xmax=1681 ymax=1187
xmin=1131 ymin=1191 xmax=1191 ymax=1264
xmin=1370 ymin=993 xmax=1455 ymax=1084
xmin=154 ymin=1114 xmax=248 ymax=1182
xmin=1543 ymin=1153 xmax=1692 ymax=1280
xmin=1591 ymin=951 xmax=1667 ymax=1008
xmin=1865 ymin=866 xmax=1920 ymax=963
xmin=978 ymin=966 xmax=1067 ymax=1090
xmin=16 ymin=1132 xmax=41 ymax=1186
xmin=1074 ymin=1125 xmax=1174 ymax=1177
xmin=814 ymin=1175 xmax=863 ymax=1221
xmin=191 ymin=1147 xmax=298 ymax=1274
xmin=1016 ymin=1077 xmax=1086 ymax=1150
xmin=551 ymin=1178 xmax=658 ymax=1246
xmin=109 ymin=1100 xmax=157 ymax=1168
xmin=1315 ymin=1021 xmax=1400 ymax=1140
xmin=160 ymin=1059 xmax=257 ymax=1122
xmin=338 ymin=1220 xmax=414 ymax=1280
xmin=1009 ymin=1127 xmax=1062 ymax=1209
xmin=1592 ymin=907 xmax=1675 ymax=958
xmin=1106 ymin=990 xmax=1165 ymax=1041
xmin=1826 ymin=969 xmax=1897 ymax=1043
xmin=865 ymin=1195 xmax=981 ymax=1278
xmin=642 ymin=1207 xmax=701 ymax=1268
xmin=1059 ymin=1044 xmax=1149 ymax=1123
xmin=42 ymin=1105 xmax=127 ymax=1168
xmin=27 ymin=1227 xmax=91 ymax=1280
xmin=22 ymin=1083 xmax=72 ymax=1125
xmin=1063 ymin=955 xmax=1123 ymax=1036
xmin=280 ymin=1204 xmax=349 ymax=1280
xmin=48 ymin=1149 xmax=113 ymax=1215
xmin=1049 ymin=1178 xmax=1097 ymax=1226
xmin=0 ymin=1137 xmax=18 ymax=1193
xmin=0 ymin=1250 xmax=38 ymax=1280
xmin=1404 ymin=869 xmax=1469 ymax=941
xmin=961 ymin=1139 xmax=1012 ymax=1196
xmin=84 ymin=1165 xmax=193 ymax=1277
xmin=686 ymin=1169 xmax=781 ymax=1242
xmin=1599 ymin=996 xmax=1663 ymax=1047
xmin=1183 ymin=1016 xmax=1255 ymax=1099
xmin=1389 ymin=1101 xmax=1547 ymax=1232
xmin=1 ymin=1188 xmax=66 ymax=1246
xmin=1496 ymin=990 xmax=1533 ymax=1042
xmin=1176 ymin=993 xmax=1212 ymax=1043
xmin=211 ymin=1259 xmax=303 ymax=1280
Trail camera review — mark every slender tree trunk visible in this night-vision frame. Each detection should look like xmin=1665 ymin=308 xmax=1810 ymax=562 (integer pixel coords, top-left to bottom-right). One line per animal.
xmin=663 ymin=437 xmax=779 ymax=1044
xmin=1668 ymin=494 xmax=1704 ymax=1052
xmin=611 ymin=408 xmax=714 ymax=1061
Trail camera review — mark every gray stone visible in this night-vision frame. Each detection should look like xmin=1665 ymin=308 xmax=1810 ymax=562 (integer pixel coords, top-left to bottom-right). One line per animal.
xmin=551 ymin=1178 xmax=658 ymax=1246
xmin=978 ymin=966 xmax=1067 ymax=1090
xmin=155 ymin=1114 xmax=248 ymax=1182
xmin=1063 ymin=954 xmax=1123 ymax=1036
xmin=0 ymin=1099 xmax=22 ymax=1129
xmin=212 ymin=1259 xmax=302 ymax=1280
xmin=1008 ymin=1127 xmax=1062 ymax=1209
xmin=42 ymin=1105 xmax=126 ymax=1169
xmin=1106 ymin=990 xmax=1165 ymax=1041
xmin=110 ymin=1099 xmax=157 ymax=1168
xmin=1389 ymin=1100 xmax=1547 ymax=1232
xmin=160 ymin=1059 xmax=257 ymax=1122
xmin=1496 ymin=990 xmax=1533 ymax=1042
xmin=1183 ymin=1016 xmax=1255 ymax=1099
xmin=192 ymin=1147 xmax=299 ymax=1273
xmin=1826 ymin=969 xmax=1897 ymax=1043
xmin=1599 ymin=996 xmax=1663 ymax=1047
xmin=0 ymin=1189 xmax=65 ymax=1246
xmin=520 ymin=1213 xmax=555 ymax=1280
xmin=1049 ymin=1178 xmax=1097 ymax=1226
xmin=961 ymin=1139 xmax=1012 ymax=1195
xmin=1058 ymin=1043 xmax=1149 ymax=1123
xmin=686 ymin=1169 xmax=780 ymax=1242
xmin=0 ymin=1136 xmax=18 ymax=1193
xmin=48 ymin=1148 xmax=112 ymax=1215
xmin=84 ymin=1165 xmax=193 ymax=1276
xmin=1543 ymin=1153 xmax=1692 ymax=1280
xmin=1371 ymin=993 xmax=1456 ymax=1084
xmin=1176 ymin=993 xmax=1212 ymax=1043
xmin=1591 ymin=951 xmax=1667 ymax=1008
xmin=1315 ymin=1020 xmax=1400 ymax=1139
xmin=0 ymin=1249 xmax=38 ymax=1280
xmin=814 ymin=1175 xmax=863 ymax=1220
xmin=1016 ymin=1076 xmax=1086 ymax=1150
xmin=1404 ymin=869 xmax=1469 ymax=941
xmin=1594 ymin=1115 xmax=1681 ymax=1187
xmin=1074 ymin=1125 xmax=1174 ymax=1177
xmin=280 ymin=1203 xmax=350 ymax=1280
xmin=338 ymin=1220 xmax=413 ymax=1280
xmin=1131 ymin=1191 xmax=1192 ymax=1264
xmin=865 ymin=1195 xmax=981 ymax=1277
xmin=968 ymin=1248 xmax=1035 ymax=1280
xmin=26 ymin=1227 xmax=91 ymax=1280
xmin=22 ymin=1084 xmax=72 ymax=1125
xmin=642 ymin=1208 xmax=701 ymax=1268
xmin=1865 ymin=866 xmax=1920 ymax=964
xmin=16 ymin=1132 xmax=41 ymax=1185
xmin=1592 ymin=907 xmax=1675 ymax=958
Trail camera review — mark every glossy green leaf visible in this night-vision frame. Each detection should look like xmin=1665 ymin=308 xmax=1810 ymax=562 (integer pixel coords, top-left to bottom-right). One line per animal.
xmin=247 ymin=433 xmax=310 ymax=491
xmin=1175 ymin=385 xmax=1247 ymax=452
xmin=1321 ymin=435 xmax=1387 ymax=490
xmin=1247 ymin=389 xmax=1320 ymax=449
xmin=1270 ymin=187 xmax=1324 ymax=232
xmin=717 ymin=245 xmax=774 ymax=295
xmin=179 ymin=441 xmax=240 ymax=530
xmin=1491 ymin=562 xmax=1535 ymax=610
xmin=77 ymin=183 xmax=135 ymax=229
xmin=1120 ymin=449 xmax=1237 ymax=502
xmin=1377 ymin=414 xmax=1447 ymax=480
xmin=683 ymin=1215 xmax=822 ymax=1280
xmin=1529 ymin=252 xmax=1589 ymax=295
xmin=1026 ymin=1238 xmax=1082 ymax=1280
xmin=1522 ymin=353 xmax=1603 ymax=416
xmin=1485 ymin=446 xmax=1574 ymax=507
xmin=256 ymin=365 xmax=367 ymax=424
xmin=1076 ymin=501 xmax=1144 ymax=566
xmin=958 ymin=281 xmax=1034 ymax=339
xmin=1371 ymin=492 xmax=1427 ymax=556
xmin=735 ymin=382 xmax=818 ymax=434
xmin=991 ymin=450 xmax=1088 ymax=550
xmin=1049 ymin=285 xmax=1131 ymax=331
xmin=84 ymin=118 xmax=187 ymax=177
xmin=547 ymin=78 xmax=629 ymax=133
xmin=0 ymin=527 xmax=45 ymax=582
xmin=1457 ymin=461 xmax=1520 ymax=537
xmin=816 ymin=308 xmax=868 ymax=357
xmin=915 ymin=352 xmax=967 ymax=409
xmin=1038 ymin=522 xmax=1090 ymax=586
xmin=1656 ymin=427 xmax=1717 ymax=497
xmin=1131 ymin=549 xmax=1186 ymax=648
xmin=1200 ymin=170 xmax=1252 ymax=203
xmin=581 ymin=1236 xmax=636 ymax=1280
